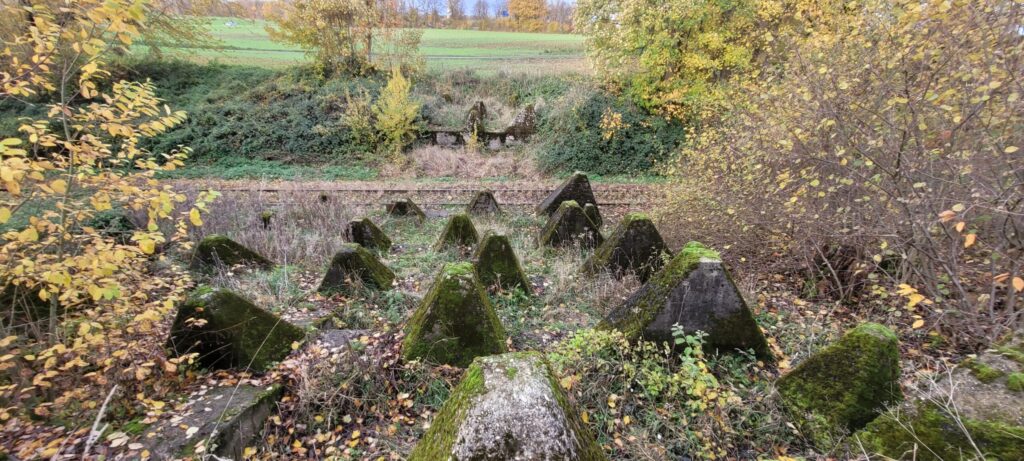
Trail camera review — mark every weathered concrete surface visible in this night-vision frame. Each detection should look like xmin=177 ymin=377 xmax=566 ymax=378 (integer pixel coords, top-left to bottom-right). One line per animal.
xmin=386 ymin=198 xmax=426 ymax=221
xmin=190 ymin=235 xmax=274 ymax=272
xmin=409 ymin=352 xmax=607 ymax=461
xmin=582 ymin=212 xmax=669 ymax=282
xmin=538 ymin=200 xmax=603 ymax=249
xmin=583 ymin=203 xmax=602 ymax=229
xmin=167 ymin=288 xmax=306 ymax=372
xmin=344 ymin=218 xmax=392 ymax=252
xmin=318 ymin=243 xmax=395 ymax=293
xmin=434 ymin=213 xmax=480 ymax=251
xmin=144 ymin=384 xmax=283 ymax=460
xmin=506 ymin=104 xmax=537 ymax=141
xmin=473 ymin=231 xmax=531 ymax=292
xmin=536 ymin=171 xmax=599 ymax=217
xmin=599 ymin=242 xmax=771 ymax=359
xmin=466 ymin=190 xmax=502 ymax=216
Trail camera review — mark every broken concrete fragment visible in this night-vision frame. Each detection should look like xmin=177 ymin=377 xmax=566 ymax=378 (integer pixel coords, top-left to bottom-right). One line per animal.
xmin=538 ymin=200 xmax=604 ymax=249
xmin=344 ymin=218 xmax=392 ymax=252
xmin=167 ymin=287 xmax=306 ymax=372
xmin=190 ymin=234 xmax=274 ymax=272
xmin=402 ymin=262 xmax=507 ymax=367
xmin=409 ymin=352 xmax=607 ymax=461
xmin=582 ymin=213 xmax=670 ymax=282
xmin=537 ymin=171 xmax=599 ymax=217
xmin=506 ymin=104 xmax=537 ymax=141
xmin=583 ymin=202 xmax=602 ymax=229
xmin=466 ymin=190 xmax=502 ymax=216
xmin=435 ymin=213 xmax=480 ymax=250
xmin=599 ymin=242 xmax=771 ymax=359
xmin=387 ymin=198 xmax=426 ymax=221
xmin=145 ymin=384 xmax=283 ymax=460
xmin=778 ymin=322 xmax=902 ymax=447
xmin=857 ymin=333 xmax=1024 ymax=459
xmin=318 ymin=243 xmax=395 ymax=293
xmin=473 ymin=231 xmax=530 ymax=292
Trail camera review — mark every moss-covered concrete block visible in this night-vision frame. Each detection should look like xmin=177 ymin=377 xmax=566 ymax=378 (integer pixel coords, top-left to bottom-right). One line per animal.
xmin=167 ymin=288 xmax=305 ymax=372
xmin=598 ymin=242 xmax=771 ymax=359
xmin=318 ymin=243 xmax=395 ymax=293
xmin=582 ymin=212 xmax=670 ymax=282
xmin=402 ymin=262 xmax=507 ymax=367
xmin=466 ymin=190 xmax=502 ymax=216
xmin=583 ymin=203 xmax=603 ymax=229
xmin=473 ymin=231 xmax=530 ymax=292
xmin=777 ymin=323 xmax=902 ymax=447
xmin=537 ymin=171 xmax=599 ymax=217
xmin=408 ymin=352 xmax=607 ymax=461
xmin=144 ymin=384 xmax=283 ymax=459
xmin=344 ymin=218 xmax=392 ymax=252
xmin=435 ymin=213 xmax=480 ymax=250
xmin=190 ymin=234 xmax=274 ymax=272
xmin=387 ymin=198 xmax=426 ymax=221
xmin=538 ymin=200 xmax=604 ymax=249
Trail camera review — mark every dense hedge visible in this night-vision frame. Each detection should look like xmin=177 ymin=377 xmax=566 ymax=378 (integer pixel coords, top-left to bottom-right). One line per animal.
xmin=537 ymin=89 xmax=685 ymax=175
xmin=114 ymin=59 xmax=383 ymax=163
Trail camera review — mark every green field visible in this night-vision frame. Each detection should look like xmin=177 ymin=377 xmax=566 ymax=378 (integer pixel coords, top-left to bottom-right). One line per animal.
xmin=149 ymin=18 xmax=588 ymax=73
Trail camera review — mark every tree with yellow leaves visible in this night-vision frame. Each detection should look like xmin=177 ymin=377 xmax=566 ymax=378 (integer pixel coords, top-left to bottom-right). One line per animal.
xmin=0 ymin=0 xmax=210 ymax=454
xmin=509 ymin=0 xmax=546 ymax=31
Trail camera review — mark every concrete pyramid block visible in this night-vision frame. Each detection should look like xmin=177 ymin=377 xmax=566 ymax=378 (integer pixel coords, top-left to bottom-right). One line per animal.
xmin=344 ymin=217 xmax=392 ymax=251
xmin=409 ymin=352 xmax=607 ymax=461
xmin=583 ymin=202 xmax=603 ymax=229
xmin=778 ymin=323 xmax=902 ymax=447
xmin=599 ymin=242 xmax=772 ymax=359
xmin=582 ymin=212 xmax=670 ymax=282
xmin=466 ymin=190 xmax=502 ymax=216
xmin=190 ymin=234 xmax=274 ymax=271
xmin=435 ymin=213 xmax=480 ymax=250
xmin=536 ymin=171 xmax=599 ymax=217
xmin=167 ymin=287 xmax=305 ymax=372
xmin=538 ymin=200 xmax=603 ymax=249
xmin=387 ymin=198 xmax=426 ymax=220
xmin=318 ymin=243 xmax=396 ymax=293
xmin=473 ymin=231 xmax=530 ymax=292
xmin=402 ymin=262 xmax=507 ymax=367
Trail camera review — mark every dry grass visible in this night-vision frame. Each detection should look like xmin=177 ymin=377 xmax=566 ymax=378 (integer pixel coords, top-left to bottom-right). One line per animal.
xmin=381 ymin=145 xmax=539 ymax=179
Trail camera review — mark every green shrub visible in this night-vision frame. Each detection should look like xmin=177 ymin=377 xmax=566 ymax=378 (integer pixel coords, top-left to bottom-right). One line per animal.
xmin=538 ymin=89 xmax=686 ymax=174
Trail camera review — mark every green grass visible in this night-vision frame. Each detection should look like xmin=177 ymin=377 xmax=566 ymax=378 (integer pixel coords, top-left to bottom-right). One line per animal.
xmin=143 ymin=17 xmax=587 ymax=74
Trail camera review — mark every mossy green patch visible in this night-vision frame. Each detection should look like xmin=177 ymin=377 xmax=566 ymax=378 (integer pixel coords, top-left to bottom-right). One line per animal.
xmin=1006 ymin=372 xmax=1024 ymax=392
xmin=996 ymin=345 xmax=1024 ymax=365
xmin=402 ymin=262 xmax=507 ymax=367
xmin=191 ymin=234 xmax=274 ymax=271
xmin=318 ymin=243 xmax=395 ymax=293
xmin=962 ymin=358 xmax=1006 ymax=383
xmin=537 ymin=200 xmax=603 ymax=249
xmin=472 ymin=231 xmax=531 ymax=292
xmin=167 ymin=288 xmax=305 ymax=372
xmin=858 ymin=401 xmax=1024 ymax=461
xmin=777 ymin=322 xmax=902 ymax=448
xmin=581 ymin=212 xmax=669 ymax=282
xmin=344 ymin=218 xmax=392 ymax=251
xmin=434 ymin=213 xmax=480 ymax=250
xmin=407 ymin=361 xmax=488 ymax=460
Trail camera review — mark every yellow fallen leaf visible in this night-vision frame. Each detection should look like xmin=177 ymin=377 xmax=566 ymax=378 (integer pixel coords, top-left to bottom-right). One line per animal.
xmin=912 ymin=319 xmax=925 ymax=329
xmin=964 ymin=233 xmax=976 ymax=248
xmin=1013 ymin=277 xmax=1024 ymax=293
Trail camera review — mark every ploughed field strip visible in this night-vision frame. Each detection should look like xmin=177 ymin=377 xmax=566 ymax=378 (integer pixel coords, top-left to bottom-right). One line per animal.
xmin=145 ymin=172 xmax=1023 ymax=460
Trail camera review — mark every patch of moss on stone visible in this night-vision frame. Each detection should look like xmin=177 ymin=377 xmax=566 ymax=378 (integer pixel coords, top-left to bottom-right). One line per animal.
xmin=583 ymin=203 xmax=603 ymax=229
xmin=1006 ymin=372 xmax=1024 ymax=392
xmin=538 ymin=200 xmax=603 ymax=249
xmin=536 ymin=171 xmax=599 ymax=217
xmin=402 ymin=262 xmax=507 ymax=367
xmin=344 ymin=218 xmax=392 ymax=252
xmin=777 ymin=323 xmax=902 ymax=448
xmin=472 ymin=231 xmax=530 ymax=293
xmin=598 ymin=242 xmax=770 ymax=359
xmin=962 ymin=358 xmax=1006 ymax=384
xmin=858 ymin=401 xmax=1024 ymax=461
xmin=466 ymin=190 xmax=502 ymax=216
xmin=434 ymin=213 xmax=480 ymax=250
xmin=408 ymin=362 xmax=487 ymax=460
xmin=387 ymin=198 xmax=426 ymax=220
xmin=318 ymin=243 xmax=395 ymax=293
xmin=582 ymin=212 xmax=670 ymax=282
xmin=167 ymin=288 xmax=305 ymax=372
xmin=191 ymin=235 xmax=274 ymax=272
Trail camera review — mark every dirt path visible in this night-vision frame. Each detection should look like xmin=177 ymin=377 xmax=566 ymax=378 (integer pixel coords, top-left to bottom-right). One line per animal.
xmin=166 ymin=179 xmax=667 ymax=207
